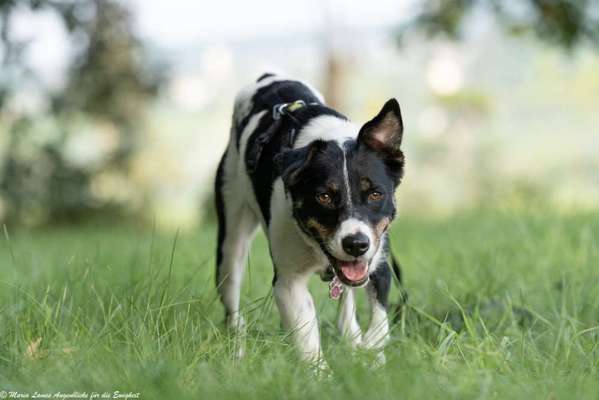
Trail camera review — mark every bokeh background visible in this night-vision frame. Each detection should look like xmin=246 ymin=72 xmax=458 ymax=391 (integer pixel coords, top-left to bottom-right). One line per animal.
xmin=1 ymin=0 xmax=598 ymax=230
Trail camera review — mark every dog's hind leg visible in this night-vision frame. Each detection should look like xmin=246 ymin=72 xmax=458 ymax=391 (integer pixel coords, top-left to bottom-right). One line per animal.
xmin=215 ymin=150 xmax=259 ymax=337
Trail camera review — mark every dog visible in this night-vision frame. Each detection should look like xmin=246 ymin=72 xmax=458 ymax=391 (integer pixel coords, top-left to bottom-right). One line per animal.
xmin=214 ymin=73 xmax=406 ymax=367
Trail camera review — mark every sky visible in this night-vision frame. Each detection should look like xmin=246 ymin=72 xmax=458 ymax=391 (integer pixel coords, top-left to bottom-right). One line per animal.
xmin=128 ymin=0 xmax=415 ymax=47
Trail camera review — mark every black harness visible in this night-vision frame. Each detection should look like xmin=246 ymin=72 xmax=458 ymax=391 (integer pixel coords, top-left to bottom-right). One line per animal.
xmin=246 ymin=100 xmax=318 ymax=175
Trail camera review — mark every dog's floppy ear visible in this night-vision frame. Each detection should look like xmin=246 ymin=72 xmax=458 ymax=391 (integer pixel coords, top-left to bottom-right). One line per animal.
xmin=274 ymin=141 xmax=326 ymax=188
xmin=358 ymin=99 xmax=405 ymax=179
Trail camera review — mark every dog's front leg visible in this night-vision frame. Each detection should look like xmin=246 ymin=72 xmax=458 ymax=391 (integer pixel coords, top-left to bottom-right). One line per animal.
xmin=337 ymin=288 xmax=362 ymax=347
xmin=274 ymin=273 xmax=325 ymax=368
xmin=362 ymin=262 xmax=392 ymax=365
xmin=363 ymin=286 xmax=390 ymax=346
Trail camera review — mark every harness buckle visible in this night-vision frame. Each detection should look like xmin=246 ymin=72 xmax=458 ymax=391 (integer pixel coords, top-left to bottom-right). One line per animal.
xmin=272 ymin=100 xmax=307 ymax=120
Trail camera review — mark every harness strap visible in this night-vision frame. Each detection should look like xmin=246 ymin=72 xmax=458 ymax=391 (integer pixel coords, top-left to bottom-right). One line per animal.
xmin=247 ymin=100 xmax=317 ymax=174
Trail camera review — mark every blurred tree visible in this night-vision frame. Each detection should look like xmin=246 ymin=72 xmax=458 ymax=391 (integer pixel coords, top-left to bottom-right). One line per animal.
xmin=56 ymin=0 xmax=163 ymax=147
xmin=396 ymin=0 xmax=599 ymax=210
xmin=0 ymin=0 xmax=165 ymax=225
xmin=398 ymin=0 xmax=599 ymax=49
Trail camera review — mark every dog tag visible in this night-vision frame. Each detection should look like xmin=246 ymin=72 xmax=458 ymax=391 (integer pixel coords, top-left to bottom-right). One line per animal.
xmin=329 ymin=276 xmax=344 ymax=300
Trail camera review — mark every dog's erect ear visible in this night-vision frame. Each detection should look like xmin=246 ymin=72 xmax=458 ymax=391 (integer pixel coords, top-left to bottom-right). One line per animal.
xmin=358 ymin=98 xmax=404 ymax=157
xmin=274 ymin=141 xmax=326 ymax=188
xmin=358 ymin=99 xmax=405 ymax=182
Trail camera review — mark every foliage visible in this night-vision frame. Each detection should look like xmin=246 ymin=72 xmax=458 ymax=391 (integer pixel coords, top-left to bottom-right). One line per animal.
xmin=399 ymin=0 xmax=599 ymax=49
xmin=0 ymin=0 xmax=165 ymax=225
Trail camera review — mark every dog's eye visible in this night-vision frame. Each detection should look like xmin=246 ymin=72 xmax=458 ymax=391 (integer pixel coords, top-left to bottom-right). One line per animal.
xmin=368 ymin=191 xmax=383 ymax=202
xmin=316 ymin=193 xmax=332 ymax=205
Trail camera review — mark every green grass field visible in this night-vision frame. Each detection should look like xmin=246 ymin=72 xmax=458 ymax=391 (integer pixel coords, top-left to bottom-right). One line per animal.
xmin=1 ymin=208 xmax=598 ymax=399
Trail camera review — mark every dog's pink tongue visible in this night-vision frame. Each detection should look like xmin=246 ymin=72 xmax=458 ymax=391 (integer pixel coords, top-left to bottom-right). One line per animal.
xmin=340 ymin=261 xmax=368 ymax=282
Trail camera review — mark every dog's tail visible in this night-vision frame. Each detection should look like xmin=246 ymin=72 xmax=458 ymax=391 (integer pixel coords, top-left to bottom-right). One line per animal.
xmin=389 ymin=248 xmax=408 ymax=324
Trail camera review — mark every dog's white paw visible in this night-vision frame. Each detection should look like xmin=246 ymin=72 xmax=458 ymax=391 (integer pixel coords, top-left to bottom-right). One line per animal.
xmin=372 ymin=350 xmax=386 ymax=367
xmin=226 ymin=314 xmax=246 ymax=359
xmin=233 ymin=340 xmax=246 ymax=360
xmin=309 ymin=358 xmax=332 ymax=379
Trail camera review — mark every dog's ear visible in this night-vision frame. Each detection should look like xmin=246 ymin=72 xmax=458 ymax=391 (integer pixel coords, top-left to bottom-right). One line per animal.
xmin=358 ymin=98 xmax=404 ymax=155
xmin=358 ymin=99 xmax=405 ymax=179
xmin=274 ymin=141 xmax=326 ymax=188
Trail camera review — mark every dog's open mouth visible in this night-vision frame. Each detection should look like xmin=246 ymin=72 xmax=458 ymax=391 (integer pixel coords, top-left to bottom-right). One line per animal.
xmin=331 ymin=259 xmax=369 ymax=287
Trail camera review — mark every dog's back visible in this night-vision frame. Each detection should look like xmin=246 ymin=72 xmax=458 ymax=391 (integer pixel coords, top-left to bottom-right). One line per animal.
xmin=231 ymin=73 xmax=324 ymax=151
xmin=224 ymin=74 xmax=345 ymax=225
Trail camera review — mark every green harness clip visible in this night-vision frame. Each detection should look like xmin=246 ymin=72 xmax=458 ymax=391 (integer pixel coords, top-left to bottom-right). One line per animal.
xmin=272 ymin=100 xmax=307 ymax=120
xmin=286 ymin=100 xmax=307 ymax=112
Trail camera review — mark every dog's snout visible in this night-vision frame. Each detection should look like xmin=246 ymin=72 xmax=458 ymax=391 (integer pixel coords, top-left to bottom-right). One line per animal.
xmin=342 ymin=233 xmax=370 ymax=257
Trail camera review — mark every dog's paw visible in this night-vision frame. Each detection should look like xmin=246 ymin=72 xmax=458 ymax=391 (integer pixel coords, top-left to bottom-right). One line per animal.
xmin=225 ymin=313 xmax=246 ymax=360
xmin=226 ymin=313 xmax=245 ymax=331
xmin=233 ymin=340 xmax=246 ymax=360
xmin=372 ymin=350 xmax=386 ymax=367
xmin=309 ymin=358 xmax=332 ymax=379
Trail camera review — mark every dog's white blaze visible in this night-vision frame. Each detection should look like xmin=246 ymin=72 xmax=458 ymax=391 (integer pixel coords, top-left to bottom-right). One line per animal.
xmin=293 ymin=115 xmax=359 ymax=149
xmin=342 ymin=149 xmax=353 ymax=209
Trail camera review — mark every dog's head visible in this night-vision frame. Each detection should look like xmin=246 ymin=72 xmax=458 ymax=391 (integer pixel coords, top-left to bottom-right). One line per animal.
xmin=276 ymin=99 xmax=405 ymax=286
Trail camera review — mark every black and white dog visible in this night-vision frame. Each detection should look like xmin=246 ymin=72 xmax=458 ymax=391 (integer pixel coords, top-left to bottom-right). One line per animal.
xmin=214 ymin=73 xmax=406 ymax=367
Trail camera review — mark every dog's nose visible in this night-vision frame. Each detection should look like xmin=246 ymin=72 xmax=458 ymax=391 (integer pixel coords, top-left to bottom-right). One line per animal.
xmin=342 ymin=233 xmax=370 ymax=257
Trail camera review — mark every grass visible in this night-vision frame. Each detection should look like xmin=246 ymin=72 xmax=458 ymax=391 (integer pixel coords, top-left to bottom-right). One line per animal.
xmin=0 ymin=208 xmax=598 ymax=399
